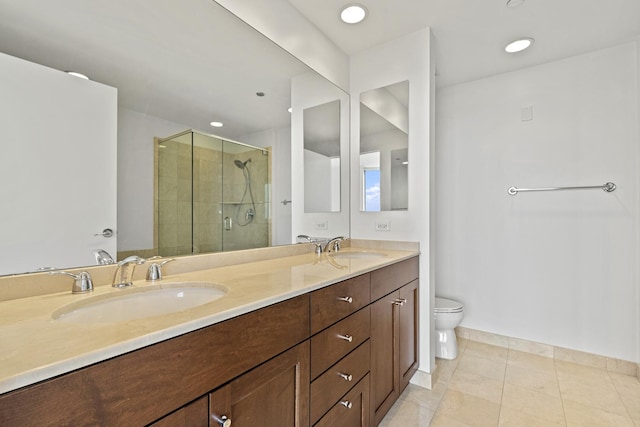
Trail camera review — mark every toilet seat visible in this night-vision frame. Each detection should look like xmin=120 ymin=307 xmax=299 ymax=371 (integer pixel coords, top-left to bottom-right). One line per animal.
xmin=435 ymin=297 xmax=463 ymax=313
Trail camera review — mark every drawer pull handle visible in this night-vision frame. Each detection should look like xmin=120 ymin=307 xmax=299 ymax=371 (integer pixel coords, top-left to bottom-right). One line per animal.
xmin=340 ymin=400 xmax=353 ymax=409
xmin=337 ymin=296 xmax=353 ymax=303
xmin=337 ymin=334 xmax=353 ymax=342
xmin=393 ymin=298 xmax=407 ymax=306
xmin=338 ymin=372 xmax=353 ymax=382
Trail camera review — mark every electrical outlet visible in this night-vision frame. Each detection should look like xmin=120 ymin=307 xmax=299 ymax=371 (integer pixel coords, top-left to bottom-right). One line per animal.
xmin=315 ymin=220 xmax=328 ymax=231
xmin=375 ymin=220 xmax=390 ymax=231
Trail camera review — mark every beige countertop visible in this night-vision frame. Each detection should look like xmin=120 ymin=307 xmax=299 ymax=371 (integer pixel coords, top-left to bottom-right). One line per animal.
xmin=0 ymin=245 xmax=418 ymax=395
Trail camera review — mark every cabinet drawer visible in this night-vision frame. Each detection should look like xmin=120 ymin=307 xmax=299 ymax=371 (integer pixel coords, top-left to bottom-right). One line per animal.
xmin=311 ymin=273 xmax=370 ymax=334
xmin=371 ymin=256 xmax=419 ymax=301
xmin=314 ymin=374 xmax=370 ymax=427
xmin=310 ymin=340 xmax=370 ymax=424
xmin=311 ymin=307 xmax=370 ymax=379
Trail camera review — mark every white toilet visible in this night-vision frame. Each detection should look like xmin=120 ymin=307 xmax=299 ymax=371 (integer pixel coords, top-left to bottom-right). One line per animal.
xmin=434 ymin=297 xmax=464 ymax=360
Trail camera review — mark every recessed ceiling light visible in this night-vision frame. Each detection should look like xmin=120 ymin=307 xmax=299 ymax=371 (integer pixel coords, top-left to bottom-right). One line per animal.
xmin=66 ymin=71 xmax=90 ymax=80
xmin=340 ymin=4 xmax=367 ymax=24
xmin=210 ymin=121 xmax=223 ymax=128
xmin=505 ymin=38 xmax=534 ymax=53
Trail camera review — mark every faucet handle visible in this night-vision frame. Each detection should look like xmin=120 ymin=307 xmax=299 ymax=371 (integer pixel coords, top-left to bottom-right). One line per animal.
xmin=146 ymin=258 xmax=175 ymax=282
xmin=49 ymin=271 xmax=94 ymax=294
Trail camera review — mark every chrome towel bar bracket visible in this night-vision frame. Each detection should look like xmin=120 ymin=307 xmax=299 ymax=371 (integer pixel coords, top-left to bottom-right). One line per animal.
xmin=508 ymin=182 xmax=616 ymax=196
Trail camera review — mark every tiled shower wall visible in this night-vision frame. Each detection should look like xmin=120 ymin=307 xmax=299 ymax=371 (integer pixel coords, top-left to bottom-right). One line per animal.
xmin=156 ymin=135 xmax=271 ymax=257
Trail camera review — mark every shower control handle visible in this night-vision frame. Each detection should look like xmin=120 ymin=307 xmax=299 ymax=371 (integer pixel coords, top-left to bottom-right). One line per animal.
xmin=93 ymin=228 xmax=114 ymax=238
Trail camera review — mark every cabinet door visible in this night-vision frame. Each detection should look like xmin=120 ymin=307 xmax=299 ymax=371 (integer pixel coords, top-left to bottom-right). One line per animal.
xmin=369 ymin=292 xmax=400 ymax=426
xmin=399 ymin=280 xmax=419 ymax=392
xmin=210 ymin=342 xmax=310 ymax=427
xmin=149 ymin=396 xmax=208 ymax=427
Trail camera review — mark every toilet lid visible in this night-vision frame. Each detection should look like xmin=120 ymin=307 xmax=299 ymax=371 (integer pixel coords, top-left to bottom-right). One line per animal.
xmin=435 ymin=297 xmax=463 ymax=313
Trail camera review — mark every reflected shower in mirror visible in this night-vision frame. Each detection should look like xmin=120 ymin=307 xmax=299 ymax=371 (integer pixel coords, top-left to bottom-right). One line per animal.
xmin=303 ymin=100 xmax=341 ymax=213
xmin=359 ymin=80 xmax=409 ymax=212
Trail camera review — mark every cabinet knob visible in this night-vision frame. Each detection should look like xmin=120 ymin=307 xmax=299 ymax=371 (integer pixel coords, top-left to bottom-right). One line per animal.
xmin=338 ymin=372 xmax=353 ymax=382
xmin=337 ymin=296 xmax=353 ymax=303
xmin=340 ymin=400 xmax=353 ymax=409
xmin=337 ymin=334 xmax=353 ymax=342
xmin=213 ymin=415 xmax=232 ymax=427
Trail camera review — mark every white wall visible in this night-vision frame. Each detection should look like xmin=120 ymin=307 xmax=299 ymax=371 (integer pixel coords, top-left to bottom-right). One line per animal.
xmin=117 ymin=109 xmax=186 ymax=252
xmin=350 ymin=28 xmax=436 ymax=377
xmin=0 ymin=52 xmax=117 ymax=274
xmin=303 ymin=149 xmax=333 ymax=212
xmin=436 ymin=42 xmax=640 ymax=362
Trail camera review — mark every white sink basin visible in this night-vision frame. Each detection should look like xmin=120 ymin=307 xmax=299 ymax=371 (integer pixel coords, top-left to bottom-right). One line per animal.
xmin=330 ymin=251 xmax=388 ymax=260
xmin=52 ymin=282 xmax=228 ymax=323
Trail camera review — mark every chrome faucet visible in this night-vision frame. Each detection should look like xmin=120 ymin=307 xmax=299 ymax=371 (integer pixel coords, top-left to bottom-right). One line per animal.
xmin=146 ymin=258 xmax=175 ymax=282
xmin=93 ymin=249 xmax=115 ymax=265
xmin=49 ymin=271 xmax=94 ymax=293
xmin=323 ymin=236 xmax=346 ymax=253
xmin=297 ymin=234 xmax=324 ymax=255
xmin=112 ymin=256 xmax=146 ymax=288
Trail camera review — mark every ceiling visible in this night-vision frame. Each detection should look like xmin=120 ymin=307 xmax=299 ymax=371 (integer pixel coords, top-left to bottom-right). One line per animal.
xmin=287 ymin=0 xmax=640 ymax=88
xmin=0 ymin=0 xmax=309 ymax=139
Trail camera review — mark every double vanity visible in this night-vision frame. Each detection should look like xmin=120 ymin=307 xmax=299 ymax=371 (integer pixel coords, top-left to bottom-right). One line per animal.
xmin=0 ymin=241 xmax=420 ymax=426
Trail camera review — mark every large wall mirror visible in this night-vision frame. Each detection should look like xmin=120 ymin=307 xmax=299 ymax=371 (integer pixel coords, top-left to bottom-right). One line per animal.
xmin=359 ymin=80 xmax=409 ymax=212
xmin=0 ymin=0 xmax=350 ymax=276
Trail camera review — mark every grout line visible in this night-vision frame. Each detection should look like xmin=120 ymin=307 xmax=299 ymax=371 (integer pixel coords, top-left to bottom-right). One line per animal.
xmin=553 ymin=356 xmax=569 ymax=426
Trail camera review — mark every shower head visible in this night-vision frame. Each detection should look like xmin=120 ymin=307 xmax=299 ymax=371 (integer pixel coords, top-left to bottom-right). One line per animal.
xmin=234 ymin=159 xmax=251 ymax=169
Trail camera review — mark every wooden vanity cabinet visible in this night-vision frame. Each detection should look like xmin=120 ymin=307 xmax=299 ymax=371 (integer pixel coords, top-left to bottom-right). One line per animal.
xmin=149 ymin=396 xmax=208 ymax=427
xmin=370 ymin=258 xmax=420 ymax=426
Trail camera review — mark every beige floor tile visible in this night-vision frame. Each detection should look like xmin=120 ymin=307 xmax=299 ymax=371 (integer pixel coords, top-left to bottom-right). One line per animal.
xmin=609 ymin=373 xmax=640 ymax=421
xmin=378 ymin=396 xmax=434 ymax=427
xmin=464 ymin=340 xmax=509 ymax=361
xmin=401 ymin=383 xmax=445 ymax=412
xmin=501 ymin=383 xmax=565 ymax=424
xmin=558 ymin=376 xmax=628 ymax=415
xmin=607 ymin=358 xmax=638 ymax=376
xmin=435 ymin=357 xmax=461 ymax=384
xmin=563 ymin=399 xmax=635 ymax=427
xmin=436 ymin=389 xmax=501 ymax=427
xmin=457 ymin=352 xmax=507 ymax=382
xmin=555 ymin=360 xmax=610 ymax=386
xmin=498 ymin=406 xmax=566 ymax=426
xmin=505 ymin=364 xmax=560 ymax=397
xmin=507 ymin=349 xmax=556 ymax=374
xmin=429 ymin=412 xmax=474 ymax=427
xmin=449 ymin=368 xmax=504 ymax=403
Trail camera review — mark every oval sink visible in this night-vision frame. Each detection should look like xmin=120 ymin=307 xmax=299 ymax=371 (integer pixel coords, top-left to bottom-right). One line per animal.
xmin=330 ymin=251 xmax=388 ymax=260
xmin=52 ymin=282 xmax=228 ymax=323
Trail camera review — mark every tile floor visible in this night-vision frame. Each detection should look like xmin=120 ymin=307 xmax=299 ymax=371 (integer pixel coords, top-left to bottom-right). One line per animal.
xmin=379 ymin=338 xmax=640 ymax=426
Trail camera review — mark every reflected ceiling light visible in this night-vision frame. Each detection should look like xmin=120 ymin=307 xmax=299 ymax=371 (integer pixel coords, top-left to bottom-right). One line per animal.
xmin=340 ymin=4 xmax=367 ymax=24
xmin=287 ymin=107 xmax=292 ymax=113
xmin=402 ymin=161 xmax=409 ymax=165
xmin=66 ymin=71 xmax=89 ymax=80
xmin=506 ymin=0 xmax=525 ymax=8
xmin=210 ymin=121 xmax=223 ymax=127
xmin=505 ymin=37 xmax=534 ymax=53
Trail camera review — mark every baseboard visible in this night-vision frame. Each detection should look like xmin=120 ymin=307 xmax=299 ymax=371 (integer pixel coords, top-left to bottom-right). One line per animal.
xmin=456 ymin=326 xmax=639 ymax=378
xmin=409 ymin=369 xmax=434 ymax=389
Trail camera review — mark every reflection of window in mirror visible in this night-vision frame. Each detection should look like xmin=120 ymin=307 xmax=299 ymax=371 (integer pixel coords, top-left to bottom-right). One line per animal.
xmin=360 ymin=151 xmax=381 ymax=211
xmin=303 ymin=100 xmax=341 ymax=213
xmin=359 ymin=80 xmax=409 ymax=212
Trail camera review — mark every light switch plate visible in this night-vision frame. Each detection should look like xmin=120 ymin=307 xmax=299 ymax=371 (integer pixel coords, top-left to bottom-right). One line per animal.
xmin=375 ymin=220 xmax=390 ymax=231
xmin=315 ymin=220 xmax=328 ymax=230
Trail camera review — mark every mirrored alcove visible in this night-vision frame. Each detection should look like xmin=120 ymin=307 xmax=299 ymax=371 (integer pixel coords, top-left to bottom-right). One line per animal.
xmin=359 ymin=81 xmax=409 ymax=212
xmin=303 ymin=100 xmax=341 ymax=213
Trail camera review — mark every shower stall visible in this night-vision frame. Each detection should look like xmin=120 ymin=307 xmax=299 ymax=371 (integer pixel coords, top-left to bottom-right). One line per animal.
xmin=155 ymin=130 xmax=271 ymax=256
